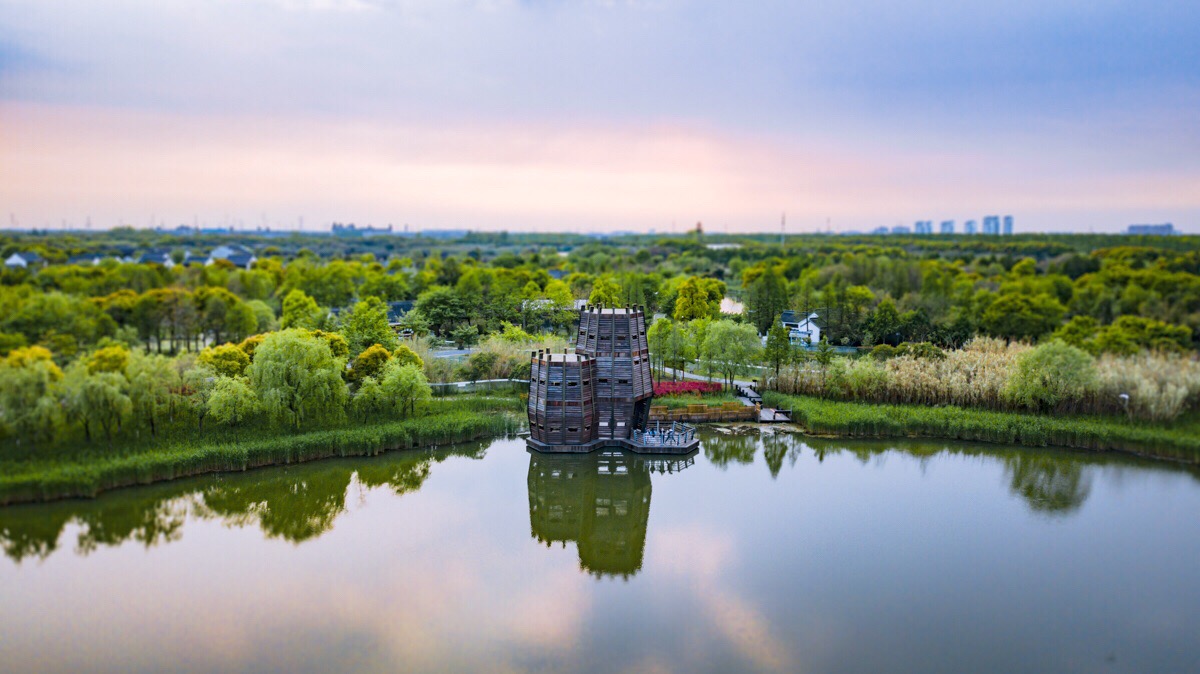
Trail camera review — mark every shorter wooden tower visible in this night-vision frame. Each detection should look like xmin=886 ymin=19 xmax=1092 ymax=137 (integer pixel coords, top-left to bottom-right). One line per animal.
xmin=528 ymin=352 xmax=598 ymax=446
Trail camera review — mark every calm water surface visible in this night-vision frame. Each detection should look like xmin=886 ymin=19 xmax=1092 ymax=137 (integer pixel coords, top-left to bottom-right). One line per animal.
xmin=2 ymin=428 xmax=1199 ymax=673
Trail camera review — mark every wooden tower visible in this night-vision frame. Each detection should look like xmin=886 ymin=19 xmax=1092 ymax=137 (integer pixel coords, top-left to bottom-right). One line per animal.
xmin=574 ymin=306 xmax=654 ymax=440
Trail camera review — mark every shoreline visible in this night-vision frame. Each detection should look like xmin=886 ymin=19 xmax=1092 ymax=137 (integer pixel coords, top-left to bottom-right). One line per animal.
xmin=0 ymin=410 xmax=522 ymax=506
xmin=4 ymin=394 xmax=1197 ymax=506
xmin=763 ymin=392 xmax=1200 ymax=465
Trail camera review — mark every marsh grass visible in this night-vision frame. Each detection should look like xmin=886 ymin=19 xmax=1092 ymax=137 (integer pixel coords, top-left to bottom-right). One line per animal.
xmin=764 ymin=391 xmax=1200 ymax=464
xmin=0 ymin=395 xmax=526 ymax=505
xmin=775 ymin=337 xmax=1200 ymax=422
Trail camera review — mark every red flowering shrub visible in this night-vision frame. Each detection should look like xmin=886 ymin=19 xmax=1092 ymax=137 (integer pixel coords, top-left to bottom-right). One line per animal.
xmin=654 ymin=381 xmax=723 ymax=396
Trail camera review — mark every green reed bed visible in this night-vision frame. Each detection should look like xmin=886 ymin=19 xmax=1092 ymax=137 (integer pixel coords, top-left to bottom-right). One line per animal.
xmin=0 ymin=397 xmax=526 ymax=505
xmin=764 ymin=391 xmax=1200 ymax=464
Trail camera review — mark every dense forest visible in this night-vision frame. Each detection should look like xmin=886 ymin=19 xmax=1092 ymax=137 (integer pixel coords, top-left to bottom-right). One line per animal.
xmin=0 ymin=228 xmax=1197 ymax=449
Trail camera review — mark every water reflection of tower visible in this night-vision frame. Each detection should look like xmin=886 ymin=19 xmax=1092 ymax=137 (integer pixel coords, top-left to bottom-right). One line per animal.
xmin=527 ymin=449 xmax=694 ymax=578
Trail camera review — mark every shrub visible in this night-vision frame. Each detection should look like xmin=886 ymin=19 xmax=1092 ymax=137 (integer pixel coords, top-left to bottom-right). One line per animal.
xmin=870 ymin=344 xmax=897 ymax=361
xmin=198 ymin=343 xmax=251 ymax=378
xmin=348 ymin=344 xmax=392 ymax=385
xmin=238 ymin=334 xmax=266 ymax=360
xmin=392 ymin=343 xmax=424 ymax=370
xmin=86 ymin=345 xmax=130 ymax=374
xmin=1004 ymin=341 xmax=1097 ymax=413
xmin=654 ymin=381 xmax=723 ymax=396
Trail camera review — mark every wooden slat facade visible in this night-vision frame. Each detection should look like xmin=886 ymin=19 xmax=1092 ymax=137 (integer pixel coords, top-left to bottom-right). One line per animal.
xmin=574 ymin=306 xmax=654 ymax=440
xmin=530 ymin=307 xmax=684 ymax=452
xmin=528 ymin=352 xmax=597 ymax=446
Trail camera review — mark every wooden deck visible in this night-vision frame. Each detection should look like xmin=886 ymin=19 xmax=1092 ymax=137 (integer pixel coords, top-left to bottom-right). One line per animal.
xmin=526 ymin=435 xmax=700 ymax=455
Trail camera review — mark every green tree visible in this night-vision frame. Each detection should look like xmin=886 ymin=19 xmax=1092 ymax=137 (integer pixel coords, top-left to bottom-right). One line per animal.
xmin=745 ymin=267 xmax=789 ymax=334
xmin=814 ymin=339 xmax=835 ymax=392
xmin=0 ymin=346 xmax=63 ymax=443
xmin=380 ymin=361 xmax=432 ymax=418
xmin=588 ymin=276 xmax=621 ymax=308
xmin=866 ymin=299 xmax=902 ymax=346
xmin=397 ymin=309 xmax=432 ymax=338
xmin=87 ymin=344 xmax=130 ymax=374
xmin=360 ymin=271 xmax=410 ymax=302
xmin=664 ymin=320 xmax=694 ymax=378
xmin=281 ymin=289 xmax=322 ymax=330
xmin=982 ymin=293 xmax=1066 ymax=341
xmin=392 ymin=343 xmax=424 ymax=370
xmin=350 ymin=376 xmax=389 ymax=420
xmin=763 ymin=322 xmax=791 ymax=379
xmin=1051 ymin=315 xmax=1099 ymax=350
xmin=544 ymin=279 xmax=577 ymax=333
xmin=208 ymin=376 xmax=259 ymax=426
xmin=247 ymin=329 xmax=348 ymax=429
xmin=340 ymin=297 xmax=399 ymax=357
xmin=64 ymin=363 xmax=131 ymax=442
xmin=246 ymin=299 xmax=277 ymax=333
xmin=647 ymin=318 xmax=672 ymax=376
xmin=311 ymin=329 xmax=349 ymax=359
xmin=1004 ymin=340 xmax=1097 ymax=413
xmin=198 ymin=343 xmax=251 ymax=378
xmin=124 ymin=350 xmax=177 ymax=437
xmin=450 ymin=323 xmax=480 ymax=349
xmin=348 ymin=344 xmax=392 ymax=385
xmin=414 ymin=286 xmax=469 ymax=336
xmin=459 ymin=350 xmax=499 ymax=382
xmin=1092 ymin=316 xmax=1191 ymax=355
xmin=674 ymin=276 xmax=723 ymax=321
xmin=183 ymin=365 xmax=217 ymax=431
xmin=701 ymin=320 xmax=761 ymax=388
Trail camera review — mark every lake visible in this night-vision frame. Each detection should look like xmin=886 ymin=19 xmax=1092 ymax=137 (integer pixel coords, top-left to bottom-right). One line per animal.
xmin=2 ymin=427 xmax=1199 ymax=673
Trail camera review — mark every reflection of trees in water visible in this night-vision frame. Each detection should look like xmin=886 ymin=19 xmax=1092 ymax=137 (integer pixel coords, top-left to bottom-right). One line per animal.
xmin=1002 ymin=453 xmax=1092 ymax=515
xmin=0 ymin=444 xmax=487 ymax=561
xmin=73 ymin=498 xmax=188 ymax=554
xmin=196 ymin=468 xmax=355 ymax=543
xmin=701 ymin=428 xmax=806 ymax=479
xmin=761 ymin=431 xmax=807 ymax=478
xmin=703 ymin=431 xmax=757 ymax=469
xmin=0 ymin=503 xmax=76 ymax=562
xmin=527 ymin=450 xmax=695 ymax=578
xmin=801 ymin=435 xmax=1100 ymax=515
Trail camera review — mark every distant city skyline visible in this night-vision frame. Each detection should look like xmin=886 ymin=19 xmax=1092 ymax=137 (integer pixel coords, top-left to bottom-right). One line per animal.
xmin=2 ymin=1 xmax=1198 ymax=233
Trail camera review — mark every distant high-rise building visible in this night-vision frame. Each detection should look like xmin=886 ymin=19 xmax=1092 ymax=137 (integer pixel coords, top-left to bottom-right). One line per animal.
xmin=914 ymin=220 xmax=933 ymax=234
xmin=1127 ymin=223 xmax=1175 ymax=236
xmin=964 ymin=219 xmax=977 ymax=235
xmin=871 ymin=226 xmax=889 ymax=235
xmin=940 ymin=220 xmax=955 ymax=234
xmin=982 ymin=215 xmax=1001 ymax=235
xmin=1002 ymin=215 xmax=1014 ymax=235
xmin=892 ymin=225 xmax=912 ymax=235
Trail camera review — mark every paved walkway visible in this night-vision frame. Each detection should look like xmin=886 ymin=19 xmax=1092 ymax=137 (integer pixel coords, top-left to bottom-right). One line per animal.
xmin=660 ymin=367 xmax=756 ymax=389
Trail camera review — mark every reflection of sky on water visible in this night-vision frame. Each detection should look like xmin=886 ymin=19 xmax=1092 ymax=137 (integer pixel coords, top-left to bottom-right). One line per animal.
xmin=2 ymin=430 xmax=1199 ymax=673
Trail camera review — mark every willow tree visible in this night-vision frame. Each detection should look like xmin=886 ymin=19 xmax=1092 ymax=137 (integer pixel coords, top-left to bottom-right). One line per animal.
xmin=380 ymin=361 xmax=431 ymax=418
xmin=247 ymin=329 xmax=348 ymax=429
xmin=701 ymin=320 xmax=761 ymax=388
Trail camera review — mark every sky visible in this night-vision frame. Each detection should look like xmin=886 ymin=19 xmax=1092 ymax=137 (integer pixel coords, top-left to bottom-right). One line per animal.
xmin=1 ymin=0 xmax=1198 ymax=234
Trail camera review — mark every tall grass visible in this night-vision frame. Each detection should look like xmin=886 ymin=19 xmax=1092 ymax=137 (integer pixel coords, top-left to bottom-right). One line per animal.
xmin=765 ymin=391 xmax=1200 ymax=464
xmin=0 ymin=398 xmax=525 ymax=505
xmin=773 ymin=337 xmax=1200 ymax=422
